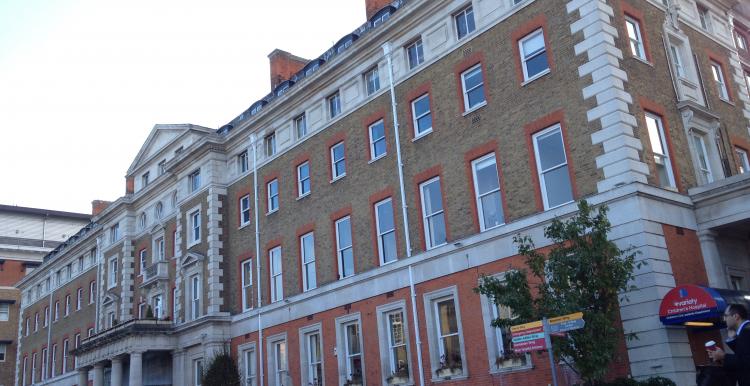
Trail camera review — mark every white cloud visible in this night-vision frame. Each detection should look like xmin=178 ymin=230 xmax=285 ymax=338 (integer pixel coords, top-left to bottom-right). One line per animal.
xmin=0 ymin=0 xmax=365 ymax=213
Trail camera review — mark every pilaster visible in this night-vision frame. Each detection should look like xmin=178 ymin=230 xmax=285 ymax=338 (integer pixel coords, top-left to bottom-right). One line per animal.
xmin=207 ymin=186 xmax=227 ymax=314
xmin=567 ymin=0 xmax=650 ymax=192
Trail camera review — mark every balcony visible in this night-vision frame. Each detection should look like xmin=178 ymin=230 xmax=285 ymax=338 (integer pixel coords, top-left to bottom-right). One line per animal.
xmin=75 ymin=318 xmax=174 ymax=354
xmin=140 ymin=260 xmax=169 ymax=288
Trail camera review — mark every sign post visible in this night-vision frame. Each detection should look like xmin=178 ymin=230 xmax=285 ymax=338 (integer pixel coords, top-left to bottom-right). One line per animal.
xmin=511 ymin=312 xmax=586 ymax=386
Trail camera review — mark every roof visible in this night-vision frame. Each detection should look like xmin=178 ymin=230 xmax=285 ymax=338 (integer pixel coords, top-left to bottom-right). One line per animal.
xmin=0 ymin=204 xmax=90 ymax=220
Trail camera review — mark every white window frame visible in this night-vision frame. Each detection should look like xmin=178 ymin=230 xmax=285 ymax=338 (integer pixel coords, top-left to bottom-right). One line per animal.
xmin=736 ymin=147 xmax=750 ymax=174
xmin=454 ymin=5 xmax=476 ymax=40
xmin=51 ymin=344 xmax=57 ymax=377
xmin=188 ymin=208 xmax=201 ymax=247
xmin=32 ymin=352 xmax=38 ymax=383
xmin=376 ymin=301 xmax=413 ymax=385
xmin=240 ymin=195 xmax=252 ymax=226
xmin=365 ymin=66 xmax=381 ymax=96
xmin=76 ymin=288 xmax=83 ymax=311
xmin=300 ymin=232 xmax=317 ymax=292
xmin=270 ymin=246 xmax=283 ymax=303
xmin=625 ymin=16 xmax=647 ymax=60
xmin=109 ymin=223 xmax=120 ymax=244
xmin=423 ymin=286 xmax=468 ymax=380
xmin=154 ymin=236 xmax=165 ymax=261
xmin=532 ymin=124 xmax=575 ymax=210
xmin=710 ymin=61 xmax=729 ymax=100
xmin=460 ymin=63 xmax=486 ymax=112
xmin=42 ymin=348 xmax=48 ymax=380
xmin=419 ymin=177 xmax=448 ymax=250
xmin=265 ymin=132 xmax=277 ymax=157
xmin=294 ymin=114 xmax=307 ymax=139
xmin=173 ymin=287 xmax=178 ymax=323
xmin=479 ymin=272 xmax=532 ymax=373
xmin=698 ymin=5 xmax=712 ymax=32
xmin=374 ymin=198 xmax=397 ymax=265
xmin=188 ymin=169 xmax=201 ymax=193
xmin=411 ymin=93 xmax=432 ymax=138
xmin=62 ymin=339 xmax=69 ymax=373
xmin=22 ymin=354 xmax=27 ymax=384
xmin=239 ymin=342 xmax=257 ymax=386
xmin=690 ymin=131 xmax=714 ymax=184
xmin=644 ymin=112 xmax=677 ymax=189
xmin=0 ymin=303 xmax=9 ymax=321
xmin=669 ymin=44 xmax=686 ymax=78
xmin=34 ymin=313 xmax=39 ymax=331
xmin=108 ymin=258 xmax=118 ymax=289
xmin=369 ymin=119 xmax=387 ymax=161
xmin=297 ymin=162 xmax=311 ymax=198
xmin=267 ymin=179 xmax=279 ymax=214
xmin=330 ymin=142 xmax=346 ymax=181
xmin=238 ymin=150 xmax=249 ymax=174
xmin=519 ymin=28 xmax=550 ymax=82
xmin=328 ymin=92 xmax=342 ymax=119
xmin=335 ymin=216 xmax=355 ymax=279
xmin=152 ymin=294 xmax=163 ymax=318
xmin=194 ymin=358 xmax=204 ymax=386
xmin=406 ymin=39 xmax=424 ymax=70
xmin=89 ymin=281 xmax=96 ymax=304
xmin=44 ymin=306 xmax=49 ymax=326
xmin=54 ymin=301 xmax=59 ymax=321
xmin=241 ymin=259 xmax=253 ymax=311
xmin=335 ymin=313 xmax=365 ymax=386
xmin=190 ymin=274 xmax=201 ymax=320
xmin=266 ymin=333 xmax=288 ymax=386
xmin=299 ymin=323 xmax=324 ymax=386
xmin=139 ymin=248 xmax=148 ymax=275
xmin=472 ymin=153 xmax=505 ymax=231
xmin=737 ymin=31 xmax=748 ymax=51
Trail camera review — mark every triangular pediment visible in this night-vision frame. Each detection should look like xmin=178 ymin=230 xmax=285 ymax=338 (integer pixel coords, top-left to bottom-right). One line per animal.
xmin=127 ymin=124 xmax=214 ymax=175
xmin=180 ymin=251 xmax=206 ymax=269
xmin=102 ymin=292 xmax=120 ymax=305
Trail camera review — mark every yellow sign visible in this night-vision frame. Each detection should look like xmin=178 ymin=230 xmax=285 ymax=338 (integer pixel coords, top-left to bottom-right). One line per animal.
xmin=549 ymin=312 xmax=584 ymax=325
xmin=510 ymin=320 xmax=543 ymax=333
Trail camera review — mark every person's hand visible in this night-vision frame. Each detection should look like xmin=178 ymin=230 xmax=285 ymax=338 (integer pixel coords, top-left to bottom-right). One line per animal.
xmin=708 ymin=347 xmax=726 ymax=362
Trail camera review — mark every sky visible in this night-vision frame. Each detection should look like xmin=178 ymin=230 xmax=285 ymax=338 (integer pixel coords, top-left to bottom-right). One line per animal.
xmin=0 ymin=0 xmax=365 ymax=214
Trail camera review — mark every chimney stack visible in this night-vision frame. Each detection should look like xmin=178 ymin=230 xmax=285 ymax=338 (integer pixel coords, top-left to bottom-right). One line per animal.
xmin=365 ymin=0 xmax=392 ymax=20
xmin=91 ymin=200 xmax=112 ymax=216
xmin=268 ymin=49 xmax=309 ymax=90
xmin=125 ymin=176 xmax=135 ymax=195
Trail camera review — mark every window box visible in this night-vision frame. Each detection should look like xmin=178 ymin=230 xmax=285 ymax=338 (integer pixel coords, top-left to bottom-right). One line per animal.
xmin=386 ymin=367 xmax=410 ymax=384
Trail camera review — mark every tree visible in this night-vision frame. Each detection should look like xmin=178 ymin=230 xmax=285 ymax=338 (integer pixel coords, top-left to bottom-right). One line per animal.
xmin=202 ymin=351 xmax=241 ymax=386
xmin=476 ymin=200 xmax=639 ymax=385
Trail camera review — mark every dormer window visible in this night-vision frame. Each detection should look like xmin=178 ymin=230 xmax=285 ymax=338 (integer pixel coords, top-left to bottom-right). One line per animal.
xmin=305 ymin=63 xmax=320 ymax=77
xmin=371 ymin=10 xmax=391 ymax=27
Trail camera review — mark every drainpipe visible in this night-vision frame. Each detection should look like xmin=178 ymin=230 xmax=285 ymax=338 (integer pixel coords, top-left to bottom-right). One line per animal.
xmin=45 ymin=270 xmax=55 ymax=384
xmin=95 ymin=237 xmax=102 ymax=332
xmin=383 ymin=42 xmax=425 ymax=386
xmin=251 ymin=134 xmax=264 ymax=386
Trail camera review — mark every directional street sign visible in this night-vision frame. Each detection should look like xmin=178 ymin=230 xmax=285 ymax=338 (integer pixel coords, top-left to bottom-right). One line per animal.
xmin=548 ymin=312 xmax=585 ymax=334
xmin=549 ymin=318 xmax=585 ymax=333
xmin=511 ymin=321 xmax=546 ymax=353
xmin=509 ymin=312 xmax=586 ymax=386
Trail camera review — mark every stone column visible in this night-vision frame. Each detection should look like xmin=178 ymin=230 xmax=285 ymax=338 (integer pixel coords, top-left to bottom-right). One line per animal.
xmin=92 ymin=363 xmax=105 ymax=386
xmin=111 ymin=357 xmax=123 ymax=386
xmin=77 ymin=368 xmax=89 ymax=386
xmin=698 ymin=230 xmax=728 ymax=288
xmin=171 ymin=349 xmax=185 ymax=386
xmin=129 ymin=351 xmax=143 ymax=386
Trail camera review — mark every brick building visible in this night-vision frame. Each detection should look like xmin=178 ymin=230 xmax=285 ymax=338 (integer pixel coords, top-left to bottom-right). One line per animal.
xmin=0 ymin=205 xmax=90 ymax=386
xmin=13 ymin=0 xmax=750 ymax=385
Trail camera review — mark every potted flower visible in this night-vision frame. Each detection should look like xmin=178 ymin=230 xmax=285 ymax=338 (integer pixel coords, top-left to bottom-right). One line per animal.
xmin=386 ymin=363 xmax=409 ymax=384
xmin=344 ymin=373 xmax=363 ymax=386
xmin=495 ymin=349 xmax=526 ymax=369
xmin=435 ymin=353 xmax=463 ymax=378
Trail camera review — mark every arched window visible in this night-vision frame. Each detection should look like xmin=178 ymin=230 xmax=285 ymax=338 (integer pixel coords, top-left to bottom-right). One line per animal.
xmin=155 ymin=202 xmax=163 ymax=219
